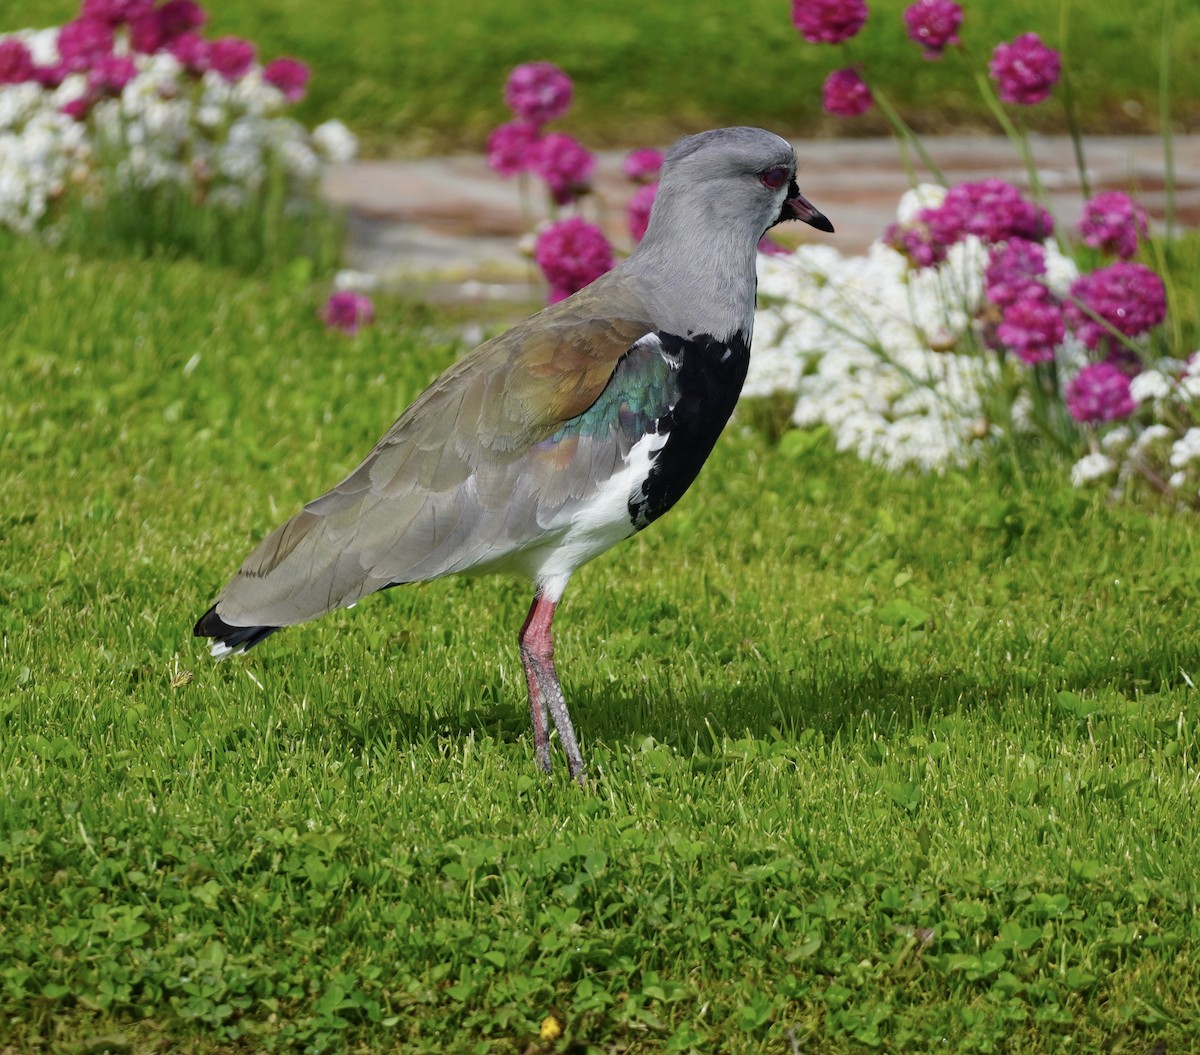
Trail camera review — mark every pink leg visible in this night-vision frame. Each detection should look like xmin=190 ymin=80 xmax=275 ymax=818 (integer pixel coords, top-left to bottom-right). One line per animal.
xmin=518 ymin=592 xmax=585 ymax=782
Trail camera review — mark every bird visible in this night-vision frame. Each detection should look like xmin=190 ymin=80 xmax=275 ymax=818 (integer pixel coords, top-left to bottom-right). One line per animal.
xmin=194 ymin=126 xmax=833 ymax=783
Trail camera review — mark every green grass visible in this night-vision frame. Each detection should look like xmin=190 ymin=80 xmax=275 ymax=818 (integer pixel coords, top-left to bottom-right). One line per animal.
xmin=2 ymin=240 xmax=1198 ymax=1052
xmin=52 ymin=176 xmax=344 ymax=278
xmin=4 ymin=0 xmax=1199 ymax=153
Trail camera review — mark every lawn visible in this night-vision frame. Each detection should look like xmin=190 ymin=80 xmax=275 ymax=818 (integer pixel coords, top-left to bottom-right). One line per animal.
xmin=2 ymin=0 xmax=1198 ymax=1049
xmin=3 ymin=0 xmax=1199 ymax=152
xmin=2 ymin=241 xmax=1198 ymax=1052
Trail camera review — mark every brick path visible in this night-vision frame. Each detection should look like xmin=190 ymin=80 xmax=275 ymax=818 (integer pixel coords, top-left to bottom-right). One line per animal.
xmin=320 ymin=134 xmax=1200 ymax=301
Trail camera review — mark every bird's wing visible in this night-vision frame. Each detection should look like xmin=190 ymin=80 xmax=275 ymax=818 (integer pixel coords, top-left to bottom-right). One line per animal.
xmin=211 ymin=294 xmax=663 ymax=628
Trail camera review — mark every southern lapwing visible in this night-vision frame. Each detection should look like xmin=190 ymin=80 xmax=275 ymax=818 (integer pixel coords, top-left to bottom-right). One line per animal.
xmin=195 ymin=126 xmax=833 ymax=782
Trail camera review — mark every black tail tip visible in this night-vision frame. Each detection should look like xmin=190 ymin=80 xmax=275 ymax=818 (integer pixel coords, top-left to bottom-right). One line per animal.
xmin=194 ymin=604 xmax=280 ymax=656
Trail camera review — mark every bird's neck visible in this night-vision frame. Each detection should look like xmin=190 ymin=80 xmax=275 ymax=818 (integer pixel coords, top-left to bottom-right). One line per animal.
xmin=619 ymin=229 xmax=759 ymax=346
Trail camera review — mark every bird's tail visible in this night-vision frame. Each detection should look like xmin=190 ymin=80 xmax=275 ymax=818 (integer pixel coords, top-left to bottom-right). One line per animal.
xmin=193 ymin=604 xmax=281 ymax=659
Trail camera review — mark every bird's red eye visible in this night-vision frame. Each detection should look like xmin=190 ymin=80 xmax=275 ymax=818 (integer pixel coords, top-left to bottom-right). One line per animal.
xmin=759 ymin=166 xmax=789 ymax=190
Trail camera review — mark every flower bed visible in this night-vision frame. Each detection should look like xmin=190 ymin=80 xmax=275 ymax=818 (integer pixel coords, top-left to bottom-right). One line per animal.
xmin=752 ymin=1 xmax=1197 ymax=505
xmin=0 ymin=0 xmax=356 ymax=266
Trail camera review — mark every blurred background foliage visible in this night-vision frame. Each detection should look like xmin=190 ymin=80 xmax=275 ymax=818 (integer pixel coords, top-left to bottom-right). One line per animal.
xmin=3 ymin=0 xmax=1197 ymax=155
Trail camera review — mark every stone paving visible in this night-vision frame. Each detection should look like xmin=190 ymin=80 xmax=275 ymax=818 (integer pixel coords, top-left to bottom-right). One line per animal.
xmin=320 ymin=134 xmax=1200 ymax=301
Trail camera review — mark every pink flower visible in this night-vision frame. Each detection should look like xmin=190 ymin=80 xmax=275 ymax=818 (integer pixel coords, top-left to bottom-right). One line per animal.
xmin=129 ymin=12 xmax=163 ymax=53
xmin=757 ymin=236 xmax=793 ymax=256
xmin=530 ymin=132 xmax=595 ymax=205
xmin=88 ymin=53 xmax=136 ymax=94
xmin=57 ymin=18 xmax=114 ymax=72
xmin=485 ymin=120 xmax=542 ymax=176
xmin=1065 ymin=361 xmax=1136 ymax=423
xmin=34 ymin=63 xmax=69 ymax=89
xmin=209 ymin=36 xmax=256 ymax=82
xmin=534 ymin=218 xmax=614 ymax=302
xmin=1065 ymin=261 xmax=1167 ymax=351
xmin=263 ymin=57 xmax=310 ymax=102
xmin=81 ymin=0 xmax=154 ymax=26
xmin=168 ymin=32 xmax=210 ymax=74
xmin=0 ymin=39 xmax=35 ymax=84
xmin=989 ymin=32 xmax=1061 ymax=106
xmin=1079 ymin=190 xmax=1149 ymax=260
xmin=622 ymin=148 xmax=664 ymax=183
xmin=628 ymin=182 xmax=657 ymax=242
xmin=903 ymin=0 xmax=963 ymax=60
xmin=157 ymin=0 xmax=206 ymax=40
xmin=61 ymin=95 xmax=93 ymax=121
xmin=822 ymin=67 xmax=873 ymax=117
xmin=984 ymin=237 xmax=1046 ymax=308
xmin=940 ymin=179 xmax=1054 ymax=245
xmin=792 ymin=0 xmax=868 ymax=44
xmin=889 ymin=180 xmax=1053 ymax=270
xmin=322 ymin=291 xmax=374 ymax=334
xmin=996 ymin=290 xmax=1064 ymax=365
xmin=504 ymin=62 xmax=573 ymax=126
xmin=131 ymin=1 xmax=204 ymax=52
xmin=883 ymin=219 xmax=948 ymax=269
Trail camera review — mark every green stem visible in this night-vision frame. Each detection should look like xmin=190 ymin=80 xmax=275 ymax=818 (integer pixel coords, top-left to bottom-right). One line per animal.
xmin=871 ymin=87 xmax=946 ymax=186
xmin=1160 ymin=0 xmax=1177 ymax=239
xmin=971 ymin=65 xmax=1045 ymax=203
xmin=1058 ymin=0 xmax=1091 ymax=200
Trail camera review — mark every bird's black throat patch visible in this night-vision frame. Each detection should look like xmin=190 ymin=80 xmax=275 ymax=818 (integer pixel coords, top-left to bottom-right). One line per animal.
xmin=628 ymin=330 xmax=750 ymax=529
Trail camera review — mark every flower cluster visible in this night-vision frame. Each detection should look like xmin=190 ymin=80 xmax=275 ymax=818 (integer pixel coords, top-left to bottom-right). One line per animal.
xmin=322 ymin=288 xmax=374 ymax=335
xmin=822 ymin=67 xmax=872 ymax=118
xmin=1065 ymin=361 xmax=1136 ymax=423
xmin=813 ymin=1 xmax=1062 ymax=131
xmin=752 ymin=169 xmax=1177 ymax=479
xmin=1064 ymin=260 xmax=1167 ymax=354
xmin=831 ymin=177 xmax=1166 ymax=433
xmin=534 ymin=216 xmax=615 ymax=303
xmin=503 ymin=61 xmax=572 ymax=126
xmin=486 ymin=62 xmax=594 ymax=206
xmin=1079 ymin=190 xmax=1150 ymax=259
xmin=530 ymin=131 xmax=595 ymax=206
xmin=0 ymin=1 xmax=355 ymax=235
xmin=751 ymin=185 xmax=1082 ymax=470
xmin=627 ymin=182 xmax=657 ymax=243
xmin=988 ymin=32 xmax=1061 ymax=106
xmin=1068 ymin=355 xmax=1200 ymax=506
xmin=883 ymin=178 xmax=1053 ymax=274
xmin=770 ymin=0 xmax=1196 ymax=508
xmin=537 ymin=143 xmax=665 ymax=299
xmin=621 ymin=147 xmax=663 ymax=183
xmin=903 ymin=0 xmax=962 ymax=60
xmin=484 ymin=62 xmax=617 ymax=299
xmin=792 ymin=0 xmax=869 ymax=45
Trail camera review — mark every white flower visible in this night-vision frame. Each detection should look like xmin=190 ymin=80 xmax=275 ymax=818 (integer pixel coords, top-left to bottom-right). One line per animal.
xmin=1131 ymin=423 xmax=1174 ymax=458
xmin=1180 ymin=375 xmax=1200 ymax=402
xmin=312 ymin=119 xmax=358 ymax=163
xmin=334 ymin=269 xmax=379 ymax=292
xmin=747 ymin=182 xmax=1096 ymax=475
xmin=1041 ymin=240 xmax=1080 ymax=297
xmin=1070 ymin=452 xmax=1116 ymax=486
xmin=0 ymin=83 xmax=44 ymax=132
xmin=0 ymin=24 xmax=358 ymax=239
xmin=1100 ymin=426 xmax=1133 ymax=454
xmin=0 ymin=27 xmax=61 ymax=66
xmin=895 ymin=183 xmax=945 ymax=224
xmin=1130 ymin=370 xmax=1173 ymax=405
xmin=1169 ymin=428 xmax=1200 ymax=469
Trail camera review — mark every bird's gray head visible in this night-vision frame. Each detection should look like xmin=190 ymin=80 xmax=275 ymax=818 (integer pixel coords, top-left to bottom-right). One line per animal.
xmin=620 ymin=127 xmax=832 ymax=341
xmin=640 ymin=126 xmax=833 ymax=250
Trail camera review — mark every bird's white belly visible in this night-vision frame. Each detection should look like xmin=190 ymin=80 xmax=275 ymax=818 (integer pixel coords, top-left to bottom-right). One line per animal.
xmin=520 ymin=428 xmax=669 ymax=600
